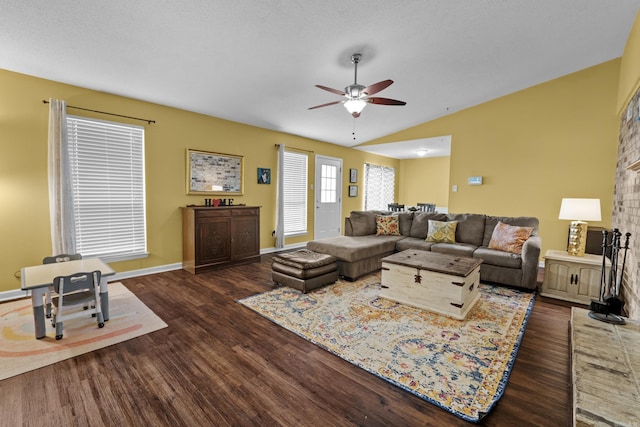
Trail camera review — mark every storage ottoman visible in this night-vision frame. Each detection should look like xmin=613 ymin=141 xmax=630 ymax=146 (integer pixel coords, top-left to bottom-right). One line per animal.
xmin=272 ymin=249 xmax=338 ymax=293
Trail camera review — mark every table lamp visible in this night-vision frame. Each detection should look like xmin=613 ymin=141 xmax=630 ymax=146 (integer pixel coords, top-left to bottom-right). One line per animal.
xmin=558 ymin=198 xmax=601 ymax=256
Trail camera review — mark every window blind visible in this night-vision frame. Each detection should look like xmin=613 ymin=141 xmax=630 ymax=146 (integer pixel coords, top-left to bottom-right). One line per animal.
xmin=364 ymin=163 xmax=395 ymax=210
xmin=66 ymin=115 xmax=147 ymax=261
xmin=283 ymin=151 xmax=308 ymax=236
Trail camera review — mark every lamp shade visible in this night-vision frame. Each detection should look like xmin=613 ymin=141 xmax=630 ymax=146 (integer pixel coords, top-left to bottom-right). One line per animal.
xmin=558 ymin=198 xmax=601 ymax=221
xmin=344 ymin=99 xmax=367 ymax=114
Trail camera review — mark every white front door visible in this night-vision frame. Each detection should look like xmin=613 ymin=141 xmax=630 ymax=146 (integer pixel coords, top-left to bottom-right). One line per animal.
xmin=314 ymin=156 xmax=343 ymax=240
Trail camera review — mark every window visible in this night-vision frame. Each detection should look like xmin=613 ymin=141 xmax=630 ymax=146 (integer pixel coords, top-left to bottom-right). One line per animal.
xmin=364 ymin=163 xmax=395 ymax=210
xmin=66 ymin=116 xmax=147 ymax=261
xmin=283 ymin=151 xmax=308 ymax=236
xmin=320 ymin=164 xmax=337 ymax=203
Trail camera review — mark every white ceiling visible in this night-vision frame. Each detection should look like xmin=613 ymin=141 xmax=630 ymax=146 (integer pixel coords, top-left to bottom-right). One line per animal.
xmin=1 ymin=1 xmax=638 ymax=159
xmin=355 ymin=136 xmax=451 ymax=160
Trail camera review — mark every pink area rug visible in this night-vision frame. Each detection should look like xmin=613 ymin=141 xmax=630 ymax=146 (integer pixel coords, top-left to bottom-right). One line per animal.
xmin=0 ymin=282 xmax=167 ymax=380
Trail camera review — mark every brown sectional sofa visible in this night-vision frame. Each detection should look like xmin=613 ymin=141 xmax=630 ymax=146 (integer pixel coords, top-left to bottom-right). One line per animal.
xmin=306 ymin=210 xmax=541 ymax=290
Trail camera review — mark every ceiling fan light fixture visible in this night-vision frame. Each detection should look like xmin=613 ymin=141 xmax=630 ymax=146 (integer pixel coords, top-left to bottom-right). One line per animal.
xmin=309 ymin=53 xmax=405 ymax=118
xmin=344 ymin=99 xmax=367 ymax=114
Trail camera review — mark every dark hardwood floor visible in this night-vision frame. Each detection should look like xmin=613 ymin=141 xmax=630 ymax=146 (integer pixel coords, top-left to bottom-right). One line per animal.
xmin=1 ymin=255 xmax=573 ymax=426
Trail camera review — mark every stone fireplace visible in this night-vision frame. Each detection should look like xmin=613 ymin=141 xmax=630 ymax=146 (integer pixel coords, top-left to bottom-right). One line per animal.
xmin=614 ymin=88 xmax=640 ymax=321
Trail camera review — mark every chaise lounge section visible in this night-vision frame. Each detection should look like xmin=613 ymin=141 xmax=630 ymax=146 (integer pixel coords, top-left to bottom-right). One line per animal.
xmin=307 ymin=210 xmax=541 ymax=290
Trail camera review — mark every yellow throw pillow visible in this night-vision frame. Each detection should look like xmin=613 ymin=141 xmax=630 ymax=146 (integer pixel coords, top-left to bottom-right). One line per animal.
xmin=488 ymin=221 xmax=534 ymax=254
xmin=376 ymin=215 xmax=401 ymax=236
xmin=425 ymin=220 xmax=457 ymax=243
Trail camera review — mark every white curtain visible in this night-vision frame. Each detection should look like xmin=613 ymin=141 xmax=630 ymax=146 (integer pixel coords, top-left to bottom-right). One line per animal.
xmin=47 ymin=98 xmax=76 ymax=255
xmin=364 ymin=163 xmax=395 ymax=210
xmin=275 ymin=144 xmax=285 ymax=248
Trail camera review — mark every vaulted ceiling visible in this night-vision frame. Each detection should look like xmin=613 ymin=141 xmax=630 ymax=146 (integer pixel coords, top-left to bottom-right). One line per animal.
xmin=1 ymin=1 xmax=638 ymax=158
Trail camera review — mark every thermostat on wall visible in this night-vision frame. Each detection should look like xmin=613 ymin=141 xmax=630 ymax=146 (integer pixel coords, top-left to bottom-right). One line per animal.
xmin=468 ymin=176 xmax=483 ymax=185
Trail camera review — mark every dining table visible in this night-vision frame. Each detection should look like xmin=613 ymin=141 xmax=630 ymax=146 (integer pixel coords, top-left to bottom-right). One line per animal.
xmin=20 ymin=258 xmax=115 ymax=339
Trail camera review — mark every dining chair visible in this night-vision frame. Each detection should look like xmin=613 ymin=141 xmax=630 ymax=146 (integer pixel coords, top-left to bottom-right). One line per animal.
xmin=43 ymin=254 xmax=83 ymax=319
xmin=387 ymin=203 xmax=405 ymax=212
xmin=416 ymin=203 xmax=436 ymax=213
xmin=51 ymin=270 xmax=104 ymax=340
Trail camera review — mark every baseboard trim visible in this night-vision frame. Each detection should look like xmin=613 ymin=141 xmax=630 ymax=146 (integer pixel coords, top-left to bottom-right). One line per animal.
xmin=112 ymin=262 xmax=183 ymax=281
xmin=0 ymin=289 xmax=30 ymax=302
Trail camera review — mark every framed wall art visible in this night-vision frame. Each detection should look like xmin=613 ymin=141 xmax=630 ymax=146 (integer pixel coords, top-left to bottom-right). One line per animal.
xmin=349 ymin=168 xmax=358 ymax=183
xmin=349 ymin=185 xmax=358 ymax=197
xmin=258 ymin=167 xmax=271 ymax=184
xmin=186 ymin=149 xmax=244 ymax=195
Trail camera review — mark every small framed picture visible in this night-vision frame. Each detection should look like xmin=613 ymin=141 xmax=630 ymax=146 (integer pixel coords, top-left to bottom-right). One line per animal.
xmin=257 ymin=168 xmax=271 ymax=184
xmin=349 ymin=168 xmax=358 ymax=183
xmin=348 ymin=185 xmax=358 ymax=197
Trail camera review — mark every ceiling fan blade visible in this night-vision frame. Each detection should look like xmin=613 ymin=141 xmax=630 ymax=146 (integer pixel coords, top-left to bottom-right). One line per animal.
xmin=368 ymin=97 xmax=406 ymax=106
xmin=308 ymin=100 xmax=342 ymax=110
xmin=315 ymin=85 xmax=346 ymax=96
xmin=363 ymin=79 xmax=393 ymax=96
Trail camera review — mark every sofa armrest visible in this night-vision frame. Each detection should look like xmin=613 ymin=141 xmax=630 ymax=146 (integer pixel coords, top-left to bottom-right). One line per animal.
xmin=344 ymin=217 xmax=354 ymax=236
xmin=520 ymin=235 xmax=542 ymax=290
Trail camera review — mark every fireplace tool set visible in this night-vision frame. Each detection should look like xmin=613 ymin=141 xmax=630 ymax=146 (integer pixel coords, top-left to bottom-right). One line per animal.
xmin=588 ymin=229 xmax=631 ymax=324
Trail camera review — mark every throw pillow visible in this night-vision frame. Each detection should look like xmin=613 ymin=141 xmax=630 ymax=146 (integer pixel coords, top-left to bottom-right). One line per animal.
xmin=425 ymin=220 xmax=457 ymax=243
xmin=488 ymin=221 xmax=534 ymax=254
xmin=376 ymin=215 xmax=401 ymax=236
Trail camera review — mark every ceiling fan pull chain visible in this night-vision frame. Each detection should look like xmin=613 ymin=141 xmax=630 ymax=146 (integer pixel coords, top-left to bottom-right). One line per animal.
xmin=352 ymin=119 xmax=357 ymax=141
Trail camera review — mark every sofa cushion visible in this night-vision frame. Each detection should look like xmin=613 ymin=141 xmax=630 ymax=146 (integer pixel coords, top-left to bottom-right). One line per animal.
xmin=488 ymin=221 xmax=534 ymax=254
xmin=447 ymin=213 xmax=486 ymax=246
xmin=395 ymin=237 xmax=437 ymax=252
xmin=482 ymin=216 xmax=539 ymax=247
xmin=426 ymin=220 xmax=457 ymax=243
xmin=376 ymin=215 xmax=401 ymax=236
xmin=409 ymin=212 xmax=448 ymax=238
xmin=397 ymin=211 xmax=414 ymax=236
xmin=349 ymin=210 xmax=387 ymax=236
xmin=430 ymin=243 xmax=477 ymax=258
xmin=474 ymin=247 xmax=523 ymax=269
xmin=307 ymin=235 xmax=402 ymax=262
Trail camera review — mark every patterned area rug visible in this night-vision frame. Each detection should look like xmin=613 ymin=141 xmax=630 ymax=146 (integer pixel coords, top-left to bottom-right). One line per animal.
xmin=0 ymin=282 xmax=167 ymax=380
xmin=238 ymin=275 xmax=535 ymax=422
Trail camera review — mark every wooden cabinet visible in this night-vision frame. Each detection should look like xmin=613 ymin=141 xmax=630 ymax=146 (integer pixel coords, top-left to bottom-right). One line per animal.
xmin=182 ymin=206 xmax=260 ymax=274
xmin=541 ymin=250 xmax=610 ymax=304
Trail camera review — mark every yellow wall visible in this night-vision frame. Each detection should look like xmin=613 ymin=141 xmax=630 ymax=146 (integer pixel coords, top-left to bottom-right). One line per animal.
xmin=397 ymin=157 xmax=450 ymax=208
xmin=0 ymin=68 xmax=397 ymax=292
xmin=374 ymin=60 xmax=621 ymax=255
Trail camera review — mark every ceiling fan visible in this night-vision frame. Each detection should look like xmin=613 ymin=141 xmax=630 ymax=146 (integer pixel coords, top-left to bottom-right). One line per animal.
xmin=309 ymin=53 xmax=406 ymax=118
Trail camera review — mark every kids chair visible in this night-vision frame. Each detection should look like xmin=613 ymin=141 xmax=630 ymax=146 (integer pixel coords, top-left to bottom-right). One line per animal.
xmin=51 ymin=270 xmax=104 ymax=340
xmin=43 ymin=254 xmax=83 ymax=319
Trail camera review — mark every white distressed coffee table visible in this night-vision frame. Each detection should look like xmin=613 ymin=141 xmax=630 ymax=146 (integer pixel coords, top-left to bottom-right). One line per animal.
xmin=380 ymin=249 xmax=482 ymax=319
